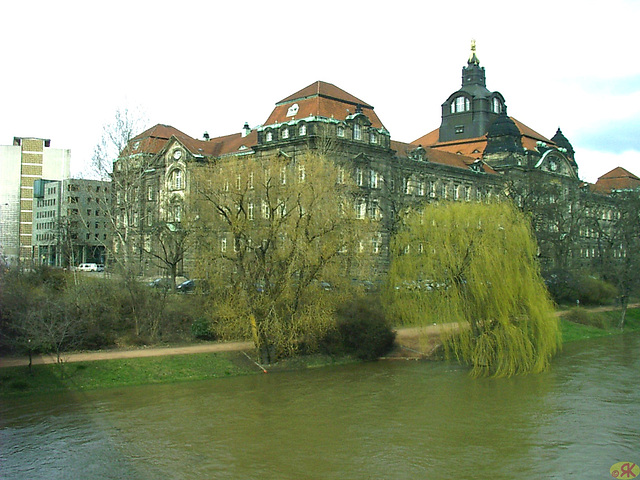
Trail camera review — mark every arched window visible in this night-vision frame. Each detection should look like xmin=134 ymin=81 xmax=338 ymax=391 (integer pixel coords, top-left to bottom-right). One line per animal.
xmin=265 ymin=131 xmax=273 ymax=142
xmin=298 ymin=124 xmax=307 ymax=136
xmin=172 ymin=169 xmax=183 ymax=190
xmin=282 ymin=128 xmax=289 ymax=139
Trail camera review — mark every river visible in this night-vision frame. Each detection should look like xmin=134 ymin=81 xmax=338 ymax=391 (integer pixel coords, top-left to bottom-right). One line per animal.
xmin=1 ymin=333 xmax=639 ymax=479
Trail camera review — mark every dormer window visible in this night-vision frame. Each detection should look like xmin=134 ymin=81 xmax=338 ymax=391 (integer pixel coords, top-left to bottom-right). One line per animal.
xmin=266 ymin=131 xmax=273 ymax=142
xmin=282 ymin=128 xmax=289 ymax=139
xmin=492 ymin=98 xmax=502 ymax=113
xmin=299 ymin=124 xmax=307 ymax=136
xmin=286 ymin=103 xmax=299 ymax=117
xmin=451 ymin=96 xmax=470 ymax=113
xmin=337 ymin=125 xmax=345 ymax=137
xmin=369 ymin=131 xmax=377 ymax=144
xmin=353 ymin=124 xmax=362 ymax=140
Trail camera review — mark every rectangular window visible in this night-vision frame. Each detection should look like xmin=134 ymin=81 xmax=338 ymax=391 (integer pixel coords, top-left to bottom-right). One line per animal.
xmin=369 ymin=200 xmax=380 ymax=220
xmin=404 ymin=178 xmax=411 ymax=195
xmin=248 ymin=202 xmax=254 ymax=220
xmin=370 ymin=170 xmax=379 ymax=189
xmin=280 ymin=167 xmax=286 ymax=185
xmin=356 ymin=169 xmax=363 ymax=186
xmin=355 ymin=199 xmax=366 ymax=220
xmin=221 ymin=237 xmax=227 ymax=253
xmin=337 ymin=167 xmax=345 ymax=184
xmin=147 ymin=185 xmax=154 ymax=201
xmin=337 ymin=126 xmax=345 ymax=137
xmin=372 ymin=237 xmax=380 ymax=254
xmin=353 ymin=124 xmax=362 ymax=140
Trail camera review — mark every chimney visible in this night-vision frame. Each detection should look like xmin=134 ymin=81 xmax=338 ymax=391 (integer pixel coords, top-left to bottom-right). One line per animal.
xmin=203 ymin=131 xmax=210 ymax=140
xmin=242 ymin=122 xmax=251 ymax=138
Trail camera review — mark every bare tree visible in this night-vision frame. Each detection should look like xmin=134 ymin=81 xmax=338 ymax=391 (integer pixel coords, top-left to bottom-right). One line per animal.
xmin=190 ymin=152 xmax=372 ymax=362
xmin=592 ymin=190 xmax=640 ymax=328
xmin=142 ymin=219 xmax=193 ymax=290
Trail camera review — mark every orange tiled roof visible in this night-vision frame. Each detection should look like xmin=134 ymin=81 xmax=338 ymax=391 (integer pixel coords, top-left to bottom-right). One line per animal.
xmin=594 ymin=167 xmax=640 ymax=192
xmin=265 ymin=81 xmax=386 ymax=130
xmin=126 ymin=125 xmax=191 ymax=156
xmin=277 ymin=81 xmax=373 ymax=108
xmin=411 ymin=117 xmax=555 ymax=154
xmin=391 ymin=139 xmax=496 ymax=174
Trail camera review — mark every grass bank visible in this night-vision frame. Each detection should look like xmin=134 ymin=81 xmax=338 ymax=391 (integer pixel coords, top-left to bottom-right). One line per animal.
xmin=559 ymin=307 xmax=640 ymax=343
xmin=0 ymin=351 xmax=355 ymax=397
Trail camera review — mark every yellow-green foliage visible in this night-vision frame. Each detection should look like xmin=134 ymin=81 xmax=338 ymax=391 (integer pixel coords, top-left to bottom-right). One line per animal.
xmin=385 ymin=201 xmax=561 ymax=376
xmin=189 ymin=153 xmax=374 ymax=361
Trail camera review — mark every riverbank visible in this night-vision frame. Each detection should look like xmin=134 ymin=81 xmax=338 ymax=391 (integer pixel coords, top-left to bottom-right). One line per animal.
xmin=1 ymin=307 xmax=638 ymax=397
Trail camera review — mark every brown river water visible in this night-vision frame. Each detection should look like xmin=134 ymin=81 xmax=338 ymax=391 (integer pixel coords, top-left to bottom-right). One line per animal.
xmin=1 ymin=333 xmax=639 ymax=479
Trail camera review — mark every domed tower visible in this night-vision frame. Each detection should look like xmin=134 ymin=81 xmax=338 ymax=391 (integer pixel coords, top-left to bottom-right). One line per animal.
xmin=551 ymin=128 xmax=576 ymax=164
xmin=439 ymin=41 xmax=506 ymax=142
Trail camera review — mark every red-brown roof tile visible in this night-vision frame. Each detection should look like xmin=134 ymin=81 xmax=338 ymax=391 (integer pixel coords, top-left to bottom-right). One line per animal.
xmin=411 ymin=117 xmax=555 ymax=154
xmin=277 ymin=81 xmax=373 ymax=108
xmin=594 ymin=166 xmax=640 ymax=192
xmin=265 ymin=81 xmax=386 ymax=130
xmin=391 ymin=139 xmax=495 ymax=173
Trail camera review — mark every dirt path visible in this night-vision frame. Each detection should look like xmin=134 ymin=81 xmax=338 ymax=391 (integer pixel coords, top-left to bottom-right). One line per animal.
xmin=2 ymin=304 xmax=635 ymax=368
xmin=0 ymin=341 xmax=254 ymax=368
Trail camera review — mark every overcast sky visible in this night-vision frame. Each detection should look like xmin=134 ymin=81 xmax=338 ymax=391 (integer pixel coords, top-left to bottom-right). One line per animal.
xmin=2 ymin=0 xmax=638 ymax=183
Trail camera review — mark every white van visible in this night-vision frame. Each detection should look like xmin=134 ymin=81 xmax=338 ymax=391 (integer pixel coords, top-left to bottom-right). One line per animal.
xmin=78 ymin=263 xmax=99 ymax=272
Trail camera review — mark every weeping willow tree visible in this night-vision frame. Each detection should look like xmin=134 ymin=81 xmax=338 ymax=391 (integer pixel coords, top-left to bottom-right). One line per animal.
xmin=385 ymin=201 xmax=561 ymax=377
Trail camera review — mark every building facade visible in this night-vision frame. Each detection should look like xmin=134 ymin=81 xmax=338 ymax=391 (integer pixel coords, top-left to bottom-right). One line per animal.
xmin=112 ymin=44 xmax=637 ymax=279
xmin=0 ymin=137 xmax=70 ymax=266
xmin=32 ymin=178 xmax=111 ymax=267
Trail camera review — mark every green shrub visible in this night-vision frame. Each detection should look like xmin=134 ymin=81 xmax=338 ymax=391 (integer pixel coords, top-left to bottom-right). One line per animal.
xmin=191 ymin=318 xmax=217 ymax=340
xmin=545 ymin=270 xmax=617 ymax=306
xmin=564 ymin=307 xmax=612 ymax=329
xmin=334 ymin=299 xmax=396 ymax=361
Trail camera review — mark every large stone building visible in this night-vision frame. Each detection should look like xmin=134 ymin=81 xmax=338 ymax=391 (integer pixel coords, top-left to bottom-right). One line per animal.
xmin=0 ymin=137 xmax=70 ymax=265
xmin=113 ymin=44 xmax=636 ymax=278
xmin=32 ymin=178 xmax=111 ymax=267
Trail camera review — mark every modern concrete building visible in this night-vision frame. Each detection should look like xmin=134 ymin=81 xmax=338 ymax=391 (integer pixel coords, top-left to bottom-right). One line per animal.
xmin=32 ymin=178 xmax=110 ymax=267
xmin=0 ymin=137 xmax=70 ymax=265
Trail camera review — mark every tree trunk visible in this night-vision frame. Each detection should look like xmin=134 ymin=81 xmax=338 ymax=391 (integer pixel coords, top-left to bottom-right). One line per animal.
xmin=618 ymin=295 xmax=628 ymax=330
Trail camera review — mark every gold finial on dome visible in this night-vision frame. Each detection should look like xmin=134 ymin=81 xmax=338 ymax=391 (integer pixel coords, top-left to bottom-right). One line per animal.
xmin=468 ymin=39 xmax=480 ymax=65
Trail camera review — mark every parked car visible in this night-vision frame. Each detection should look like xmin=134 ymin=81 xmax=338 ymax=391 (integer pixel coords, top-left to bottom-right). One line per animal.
xmin=177 ymin=279 xmax=209 ymax=294
xmin=78 ymin=263 xmax=99 ymax=272
xmin=147 ymin=278 xmax=173 ymax=290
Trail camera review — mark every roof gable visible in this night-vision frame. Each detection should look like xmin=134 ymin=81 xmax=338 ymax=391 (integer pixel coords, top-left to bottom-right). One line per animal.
xmin=594 ymin=166 xmax=640 ymax=192
xmin=276 ymin=80 xmax=373 ymax=108
xmin=265 ymin=81 xmax=386 ymax=130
